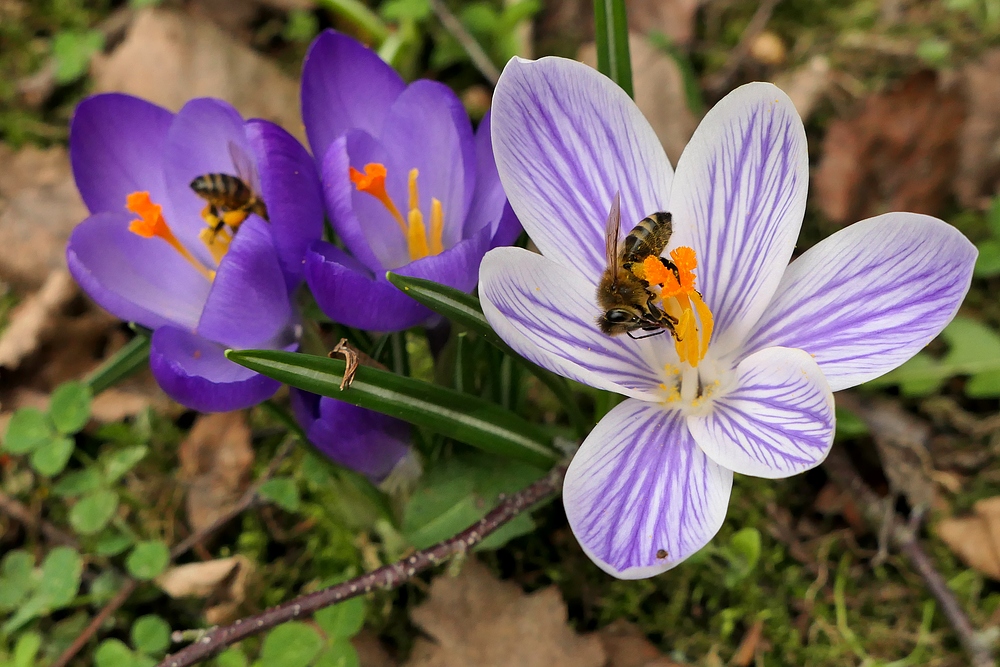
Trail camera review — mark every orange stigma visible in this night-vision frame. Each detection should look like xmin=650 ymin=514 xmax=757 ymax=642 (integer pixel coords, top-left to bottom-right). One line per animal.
xmin=642 ymin=247 xmax=714 ymax=366
xmin=349 ymin=162 xmax=445 ymax=263
xmin=126 ymin=191 xmax=215 ymax=281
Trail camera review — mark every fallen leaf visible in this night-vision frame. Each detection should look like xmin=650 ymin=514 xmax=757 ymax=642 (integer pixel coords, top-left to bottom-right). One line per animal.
xmin=155 ymin=555 xmax=252 ymax=624
xmin=625 ymin=0 xmax=700 ymax=47
xmin=955 ymin=49 xmax=1000 ymax=208
xmin=937 ymin=497 xmax=1000 ymax=580
xmin=353 ymin=629 xmax=397 ymax=667
xmin=579 ymin=33 xmax=698 ymax=165
xmin=771 ymin=55 xmax=830 ymax=122
xmin=0 ymin=146 xmax=88 ymax=288
xmin=0 ymin=271 xmax=78 ymax=371
xmin=178 ymin=412 xmax=254 ymax=534
xmin=91 ymin=8 xmax=303 ymax=141
xmin=729 ymin=618 xmax=764 ymax=666
xmin=598 ymin=619 xmax=686 ymax=667
xmin=814 ymin=70 xmax=964 ymax=226
xmin=89 ymin=384 xmax=170 ymax=423
xmin=406 ymin=559 xmax=605 ymax=667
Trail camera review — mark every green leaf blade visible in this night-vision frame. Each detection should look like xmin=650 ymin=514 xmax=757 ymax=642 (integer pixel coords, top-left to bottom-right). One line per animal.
xmin=85 ymin=335 xmax=151 ymax=395
xmin=593 ymin=0 xmax=633 ymax=97
xmin=227 ymin=349 xmax=557 ymax=467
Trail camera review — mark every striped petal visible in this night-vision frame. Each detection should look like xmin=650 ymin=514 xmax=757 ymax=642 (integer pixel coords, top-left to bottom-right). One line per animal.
xmin=564 ymin=399 xmax=733 ymax=579
xmin=669 ymin=83 xmax=808 ymax=355
xmin=740 ymin=213 xmax=977 ymax=391
xmin=479 ymin=247 xmax=666 ymax=399
xmin=491 ymin=57 xmax=672 ymax=282
xmin=687 ymin=347 xmax=834 ymax=479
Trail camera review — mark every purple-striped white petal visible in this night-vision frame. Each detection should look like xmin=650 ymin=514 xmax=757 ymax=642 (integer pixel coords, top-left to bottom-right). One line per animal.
xmin=491 ymin=57 xmax=672 ymax=281
xmin=564 ymin=399 xmax=733 ymax=579
xmin=687 ymin=347 xmax=834 ymax=479
xmin=479 ymin=247 xmax=666 ymax=399
xmin=740 ymin=213 xmax=977 ymax=391
xmin=669 ymin=83 xmax=808 ymax=355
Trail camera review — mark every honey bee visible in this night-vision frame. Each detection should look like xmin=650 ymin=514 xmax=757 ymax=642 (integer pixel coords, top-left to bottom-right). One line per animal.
xmin=189 ymin=142 xmax=268 ymax=242
xmin=596 ymin=193 xmax=681 ymax=339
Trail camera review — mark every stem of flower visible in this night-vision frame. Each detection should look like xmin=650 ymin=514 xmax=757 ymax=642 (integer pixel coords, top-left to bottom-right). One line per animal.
xmin=157 ymin=463 xmax=568 ymax=667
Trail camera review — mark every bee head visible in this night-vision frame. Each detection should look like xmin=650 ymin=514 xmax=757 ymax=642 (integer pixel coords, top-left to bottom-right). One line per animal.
xmin=597 ymin=307 xmax=643 ymax=336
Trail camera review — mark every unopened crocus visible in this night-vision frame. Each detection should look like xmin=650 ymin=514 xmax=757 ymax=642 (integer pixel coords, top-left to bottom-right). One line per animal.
xmin=479 ymin=58 xmax=977 ymax=579
xmin=300 ymin=30 xmax=520 ymax=331
xmin=67 ymin=94 xmax=323 ymax=412
xmin=291 ymin=391 xmax=413 ymax=483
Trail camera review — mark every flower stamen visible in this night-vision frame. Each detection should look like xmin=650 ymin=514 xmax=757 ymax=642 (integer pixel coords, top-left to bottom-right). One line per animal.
xmin=126 ymin=192 xmax=215 ymax=281
xmin=350 ymin=163 xmax=446 ymax=262
xmin=640 ymin=248 xmax=714 ymax=367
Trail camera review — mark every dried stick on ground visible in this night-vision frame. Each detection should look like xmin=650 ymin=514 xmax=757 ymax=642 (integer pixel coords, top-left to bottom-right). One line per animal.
xmin=0 ymin=489 xmax=79 ymax=548
xmin=158 ymin=463 xmax=568 ymax=667
xmin=823 ymin=435 xmax=995 ymax=667
xmin=50 ymin=438 xmax=298 ymax=667
xmin=427 ymin=0 xmax=501 ymax=85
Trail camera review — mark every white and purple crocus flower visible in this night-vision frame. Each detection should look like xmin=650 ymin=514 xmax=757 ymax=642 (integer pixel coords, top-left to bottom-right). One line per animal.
xmin=478 ymin=57 xmax=977 ymax=579
xmin=67 ymin=94 xmax=323 ymax=412
xmin=300 ymin=30 xmax=520 ymax=331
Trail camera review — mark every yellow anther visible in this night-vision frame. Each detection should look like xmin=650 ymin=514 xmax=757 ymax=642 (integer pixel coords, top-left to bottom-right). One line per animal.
xmin=126 ymin=191 xmax=214 ymax=281
xmin=406 ymin=208 xmax=431 ymax=261
xmin=430 ymin=198 xmax=444 ymax=255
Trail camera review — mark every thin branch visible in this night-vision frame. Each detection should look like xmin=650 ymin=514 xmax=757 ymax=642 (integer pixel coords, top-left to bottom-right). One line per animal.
xmin=822 ymin=445 xmax=995 ymax=667
xmin=158 ymin=462 xmax=568 ymax=667
xmin=706 ymin=0 xmax=782 ymax=96
xmin=50 ymin=438 xmax=298 ymax=667
xmin=0 ymin=489 xmax=79 ymax=548
xmin=427 ymin=0 xmax=501 ymax=85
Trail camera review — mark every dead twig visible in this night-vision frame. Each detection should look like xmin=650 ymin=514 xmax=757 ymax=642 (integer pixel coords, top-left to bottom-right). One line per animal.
xmin=51 ymin=438 xmax=298 ymax=667
xmin=823 ymin=446 xmax=995 ymax=667
xmin=328 ymin=338 xmax=360 ymax=390
xmin=707 ymin=0 xmax=782 ymax=96
xmin=427 ymin=0 xmax=501 ymax=85
xmin=0 ymin=489 xmax=79 ymax=548
xmin=158 ymin=462 xmax=568 ymax=667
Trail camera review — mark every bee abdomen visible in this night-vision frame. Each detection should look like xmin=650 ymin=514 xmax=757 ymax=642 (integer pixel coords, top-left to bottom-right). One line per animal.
xmin=622 ymin=211 xmax=672 ymax=263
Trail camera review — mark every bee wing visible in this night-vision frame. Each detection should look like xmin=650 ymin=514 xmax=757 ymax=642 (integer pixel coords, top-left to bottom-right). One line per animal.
xmin=228 ymin=141 xmax=262 ymax=194
xmin=604 ymin=191 xmax=622 ymax=277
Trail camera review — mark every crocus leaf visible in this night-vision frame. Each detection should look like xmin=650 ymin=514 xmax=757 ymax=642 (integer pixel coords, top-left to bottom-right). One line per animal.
xmin=593 ymin=0 xmax=633 ymax=98
xmin=226 ymin=348 xmax=557 ymax=467
xmin=84 ymin=335 xmax=151 ymax=395
xmin=866 ymin=317 xmax=1000 ymax=397
xmin=386 ymin=272 xmax=590 ymax=436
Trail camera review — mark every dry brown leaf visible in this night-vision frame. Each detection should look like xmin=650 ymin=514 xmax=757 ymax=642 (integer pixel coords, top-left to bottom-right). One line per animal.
xmin=771 ymin=55 xmax=830 ymax=122
xmin=0 ymin=271 xmax=77 ymax=371
xmin=579 ymin=33 xmax=698 ymax=165
xmin=955 ymin=49 xmax=1000 ymax=208
xmin=92 ymin=8 xmax=303 ymax=141
xmin=353 ymin=629 xmax=397 ymax=667
xmin=178 ymin=411 xmax=254 ymax=534
xmin=625 ymin=0 xmax=700 ymax=47
xmin=937 ymin=497 xmax=1000 ymax=580
xmin=0 ymin=146 xmax=88 ymax=288
xmin=156 ymin=555 xmax=252 ymax=624
xmin=406 ymin=559 xmax=605 ymax=667
xmin=598 ymin=619 xmax=686 ymax=667
xmin=814 ymin=71 xmax=963 ymax=226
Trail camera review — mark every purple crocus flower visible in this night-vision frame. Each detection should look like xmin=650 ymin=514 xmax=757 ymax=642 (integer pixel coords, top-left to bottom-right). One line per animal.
xmin=67 ymin=94 xmax=323 ymax=412
xmin=478 ymin=58 xmax=977 ymax=579
xmin=291 ymin=391 xmax=412 ymax=483
xmin=300 ymin=30 xmax=520 ymax=331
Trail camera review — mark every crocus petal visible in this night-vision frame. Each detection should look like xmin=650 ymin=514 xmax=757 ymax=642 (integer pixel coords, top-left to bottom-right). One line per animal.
xmin=564 ymin=399 xmax=733 ymax=579
xmin=301 ymin=30 xmax=406 ymax=165
xmin=397 ymin=223 xmax=493 ymax=296
xmin=740 ymin=212 xmax=978 ymax=391
xmin=687 ymin=347 xmax=834 ymax=479
xmin=304 ymin=242 xmax=430 ymax=331
xmin=66 ymin=211 xmax=210 ymax=331
xmin=380 ymin=80 xmax=475 ymax=250
xmin=70 ymin=94 xmax=174 ymax=216
xmin=246 ymin=120 xmax=324 ymax=289
xmin=150 ymin=326 xmax=280 ymax=412
xmin=669 ymin=83 xmax=808 ymax=355
xmin=464 ymin=111 xmax=511 ymax=239
xmin=479 ymin=247 xmax=665 ymax=399
xmin=299 ymin=393 xmax=411 ymax=482
xmin=489 ymin=202 xmax=523 ymax=249
xmin=197 ymin=217 xmax=294 ymax=349
xmin=491 ymin=57 xmax=673 ymax=281
xmin=321 ymin=132 xmax=398 ymax=272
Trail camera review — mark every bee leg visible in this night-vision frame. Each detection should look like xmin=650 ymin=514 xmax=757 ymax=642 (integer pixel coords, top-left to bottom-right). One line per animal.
xmin=658 ymin=257 xmax=681 ymax=285
xmin=627 ymin=329 xmax=666 ymax=340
